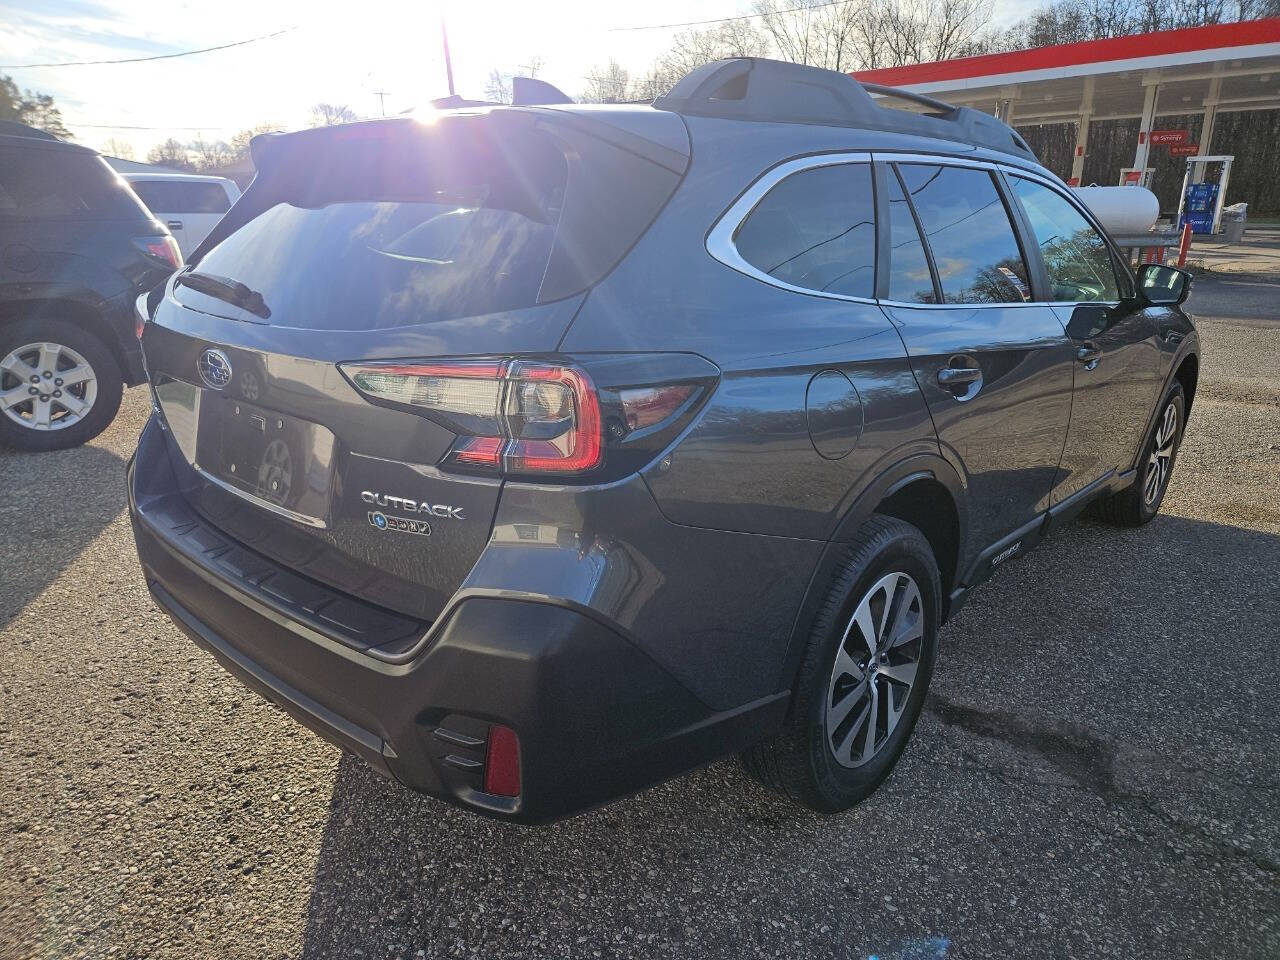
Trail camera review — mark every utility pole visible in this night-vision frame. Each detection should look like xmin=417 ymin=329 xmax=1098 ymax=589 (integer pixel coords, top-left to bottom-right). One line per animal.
xmin=441 ymin=18 xmax=456 ymax=96
xmin=373 ymin=90 xmax=389 ymax=116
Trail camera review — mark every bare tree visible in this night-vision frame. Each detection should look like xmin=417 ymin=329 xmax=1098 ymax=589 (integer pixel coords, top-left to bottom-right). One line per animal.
xmin=146 ymin=138 xmax=195 ymax=171
xmin=582 ymin=59 xmax=632 ymax=103
xmin=625 ymin=20 xmax=772 ymax=101
xmin=310 ymin=103 xmax=357 ymax=126
xmin=484 ymin=69 xmax=513 ymax=104
xmin=101 ymin=137 xmax=134 ymax=160
xmin=483 ymin=56 xmax=544 ymax=104
xmin=229 ymin=123 xmax=283 ymax=160
xmin=189 ymin=136 xmax=233 ymax=172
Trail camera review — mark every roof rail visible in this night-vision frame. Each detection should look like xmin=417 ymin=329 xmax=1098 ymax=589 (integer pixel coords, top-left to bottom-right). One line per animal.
xmin=653 ymin=58 xmax=1035 ymax=162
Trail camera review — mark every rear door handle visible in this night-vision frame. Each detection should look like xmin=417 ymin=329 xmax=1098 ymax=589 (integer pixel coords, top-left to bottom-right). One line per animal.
xmin=166 ymin=220 xmax=184 ymax=231
xmin=1076 ymin=344 xmax=1101 ymax=368
xmin=938 ymin=366 xmax=981 ymax=386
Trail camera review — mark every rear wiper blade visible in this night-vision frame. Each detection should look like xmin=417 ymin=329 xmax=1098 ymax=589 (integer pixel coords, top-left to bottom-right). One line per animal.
xmin=176 ymin=270 xmax=271 ymax=320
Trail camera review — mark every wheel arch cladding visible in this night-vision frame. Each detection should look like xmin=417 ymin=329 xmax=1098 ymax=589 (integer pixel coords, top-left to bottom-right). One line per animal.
xmin=1174 ymin=353 xmax=1198 ymax=420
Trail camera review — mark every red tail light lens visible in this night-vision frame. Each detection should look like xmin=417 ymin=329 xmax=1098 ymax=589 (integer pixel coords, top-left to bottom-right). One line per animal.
xmin=134 ymin=235 xmax=183 ymax=270
xmin=503 ymin=361 xmax=601 ymax=474
xmin=343 ymin=359 xmax=603 ymax=476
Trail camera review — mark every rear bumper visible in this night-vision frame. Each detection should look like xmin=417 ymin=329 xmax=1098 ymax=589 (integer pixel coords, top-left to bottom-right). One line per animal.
xmin=128 ymin=418 xmax=787 ymax=822
xmin=99 ymin=290 xmax=147 ymax=385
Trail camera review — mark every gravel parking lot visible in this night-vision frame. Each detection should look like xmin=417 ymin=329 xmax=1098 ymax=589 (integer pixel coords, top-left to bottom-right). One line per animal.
xmin=2 ymin=273 xmax=1277 ymax=960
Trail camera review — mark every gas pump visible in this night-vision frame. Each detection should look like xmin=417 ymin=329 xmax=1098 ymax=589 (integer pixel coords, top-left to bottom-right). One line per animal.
xmin=1176 ymin=155 xmax=1234 ymax=235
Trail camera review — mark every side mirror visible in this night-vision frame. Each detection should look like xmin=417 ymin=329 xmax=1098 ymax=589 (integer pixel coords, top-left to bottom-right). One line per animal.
xmin=1137 ymin=263 xmax=1192 ymax=306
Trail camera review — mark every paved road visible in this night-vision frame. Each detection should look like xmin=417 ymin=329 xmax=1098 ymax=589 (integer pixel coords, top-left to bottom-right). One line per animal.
xmin=2 ymin=296 xmax=1277 ymax=959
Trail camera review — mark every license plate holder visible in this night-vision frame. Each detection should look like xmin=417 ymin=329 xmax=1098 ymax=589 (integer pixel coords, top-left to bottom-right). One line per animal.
xmin=196 ymin=396 xmax=336 ymax=527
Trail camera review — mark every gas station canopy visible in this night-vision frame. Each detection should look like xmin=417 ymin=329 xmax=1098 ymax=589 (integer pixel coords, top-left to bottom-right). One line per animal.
xmin=853 ymin=18 xmax=1280 ymax=187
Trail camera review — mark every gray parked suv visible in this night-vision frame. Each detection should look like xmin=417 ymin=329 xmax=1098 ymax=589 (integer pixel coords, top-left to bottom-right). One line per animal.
xmin=127 ymin=59 xmax=1199 ymax=823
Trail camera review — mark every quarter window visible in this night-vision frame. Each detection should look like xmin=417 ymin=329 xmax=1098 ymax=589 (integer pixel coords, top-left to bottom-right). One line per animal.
xmin=733 ymin=162 xmax=876 ymax=299
xmin=1011 ymin=177 xmax=1121 ymax=303
xmin=895 ymin=164 xmax=1031 ymax=305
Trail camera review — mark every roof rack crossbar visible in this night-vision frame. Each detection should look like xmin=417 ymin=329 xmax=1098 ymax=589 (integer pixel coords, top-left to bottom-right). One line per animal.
xmin=859 ymin=82 xmax=958 ymax=115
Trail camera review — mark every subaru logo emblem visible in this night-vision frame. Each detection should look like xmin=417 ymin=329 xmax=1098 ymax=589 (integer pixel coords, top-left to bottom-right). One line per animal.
xmin=197 ymin=348 xmax=232 ymax=390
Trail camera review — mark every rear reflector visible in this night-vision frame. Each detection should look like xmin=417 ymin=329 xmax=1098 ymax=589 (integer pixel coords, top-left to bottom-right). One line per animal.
xmin=483 ymin=724 xmax=521 ymax=797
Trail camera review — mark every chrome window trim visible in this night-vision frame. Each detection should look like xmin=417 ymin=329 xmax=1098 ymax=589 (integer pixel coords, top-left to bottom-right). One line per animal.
xmin=705 ymin=151 xmax=878 ymax=306
xmin=878 ymin=299 xmax=1053 ymax=310
xmin=708 ymin=150 xmax=1126 ymax=310
xmin=1000 ymin=167 xmax=1135 ymax=301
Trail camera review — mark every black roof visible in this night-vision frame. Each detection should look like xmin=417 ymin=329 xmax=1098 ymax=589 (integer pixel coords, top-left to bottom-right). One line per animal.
xmin=653 ymin=58 xmax=1035 ymax=162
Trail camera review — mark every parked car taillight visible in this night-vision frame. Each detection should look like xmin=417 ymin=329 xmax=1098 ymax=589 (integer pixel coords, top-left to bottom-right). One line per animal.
xmin=342 ymin=359 xmax=603 ymax=476
xmin=133 ymin=235 xmax=183 ymax=270
xmin=341 ymin=355 xmax=720 ymax=482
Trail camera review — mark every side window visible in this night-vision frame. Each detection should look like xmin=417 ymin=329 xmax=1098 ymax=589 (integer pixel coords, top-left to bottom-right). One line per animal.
xmin=896 ymin=164 xmax=1031 ymax=305
xmin=734 ymin=162 xmax=876 ymax=299
xmin=181 ymin=182 xmax=232 ymax=214
xmin=886 ymin=167 xmax=936 ymax=304
xmin=132 ymin=181 xmax=231 ymax=214
xmin=1011 ymin=177 xmax=1121 ymax=303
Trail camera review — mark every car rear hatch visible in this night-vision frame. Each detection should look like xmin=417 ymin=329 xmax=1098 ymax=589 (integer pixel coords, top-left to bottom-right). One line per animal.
xmin=140 ymin=108 xmax=689 ymax=626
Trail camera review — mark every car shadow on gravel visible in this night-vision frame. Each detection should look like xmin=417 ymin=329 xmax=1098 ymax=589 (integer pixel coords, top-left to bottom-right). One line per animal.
xmin=0 ymin=444 xmax=127 ymax=628
xmin=295 ymin=512 xmax=1280 ymax=959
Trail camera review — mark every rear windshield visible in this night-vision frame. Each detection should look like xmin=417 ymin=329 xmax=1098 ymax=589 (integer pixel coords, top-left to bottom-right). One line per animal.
xmin=181 ymin=121 xmax=569 ymax=330
xmin=132 ymin=180 xmax=231 ymax=214
xmin=0 ymin=146 xmax=151 ymax=221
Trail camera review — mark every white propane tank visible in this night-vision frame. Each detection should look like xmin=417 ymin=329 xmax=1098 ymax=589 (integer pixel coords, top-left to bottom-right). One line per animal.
xmin=1071 ymin=186 xmax=1160 ymax=235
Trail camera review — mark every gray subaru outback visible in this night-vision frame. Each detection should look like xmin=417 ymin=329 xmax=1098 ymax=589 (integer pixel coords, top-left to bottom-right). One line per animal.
xmin=127 ymin=58 xmax=1199 ymax=823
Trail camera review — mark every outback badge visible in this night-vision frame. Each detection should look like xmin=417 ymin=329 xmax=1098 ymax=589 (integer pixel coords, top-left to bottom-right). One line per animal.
xmin=368 ymin=511 xmax=431 ymax=536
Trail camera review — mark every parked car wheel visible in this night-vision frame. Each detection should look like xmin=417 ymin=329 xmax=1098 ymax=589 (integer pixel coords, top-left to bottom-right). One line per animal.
xmin=1096 ymin=381 xmax=1185 ymax=527
xmin=0 ymin=318 xmax=123 ymax=451
xmin=743 ymin=515 xmax=940 ymax=813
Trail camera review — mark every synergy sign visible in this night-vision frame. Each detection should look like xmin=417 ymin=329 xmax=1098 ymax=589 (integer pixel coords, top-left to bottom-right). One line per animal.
xmin=1150 ymin=129 xmax=1190 ymax=145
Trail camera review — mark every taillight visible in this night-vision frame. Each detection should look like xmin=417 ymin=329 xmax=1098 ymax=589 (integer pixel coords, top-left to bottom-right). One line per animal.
xmin=134 ymin=235 xmax=183 ymax=270
xmin=343 ymin=359 xmax=603 ymax=476
xmin=619 ymin=385 xmax=695 ymax=431
xmin=503 ymin=361 xmax=602 ymax=474
xmin=342 ymin=354 xmax=719 ymax=481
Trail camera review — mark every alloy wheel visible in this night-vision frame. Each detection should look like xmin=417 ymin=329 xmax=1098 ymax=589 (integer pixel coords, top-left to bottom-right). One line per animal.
xmin=826 ymin=571 xmax=925 ymax=768
xmin=1143 ymin=401 xmax=1178 ymax=506
xmin=0 ymin=341 xmax=98 ymax=432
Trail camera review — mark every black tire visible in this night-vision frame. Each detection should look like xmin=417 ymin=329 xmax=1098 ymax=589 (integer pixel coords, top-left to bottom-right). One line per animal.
xmin=742 ymin=514 xmax=941 ymax=813
xmin=1095 ymin=381 xmax=1185 ymax=527
xmin=0 ymin=317 xmax=123 ymax=452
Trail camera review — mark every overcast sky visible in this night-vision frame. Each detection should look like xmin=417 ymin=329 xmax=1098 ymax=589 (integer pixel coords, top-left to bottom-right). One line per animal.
xmin=2 ymin=0 xmax=1035 ymax=157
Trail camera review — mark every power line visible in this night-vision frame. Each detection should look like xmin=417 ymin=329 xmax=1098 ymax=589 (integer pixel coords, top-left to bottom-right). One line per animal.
xmin=608 ymin=0 xmax=854 ymax=31
xmin=69 ymin=122 xmax=238 ymax=131
xmin=0 ymin=26 xmax=297 ymax=69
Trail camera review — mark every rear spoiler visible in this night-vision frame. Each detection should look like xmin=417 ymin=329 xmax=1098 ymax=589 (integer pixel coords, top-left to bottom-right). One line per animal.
xmin=185 ymin=108 xmax=690 ymax=270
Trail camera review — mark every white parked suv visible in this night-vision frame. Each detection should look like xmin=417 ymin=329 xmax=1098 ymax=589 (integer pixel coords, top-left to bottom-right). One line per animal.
xmin=124 ymin=172 xmax=240 ymax=258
